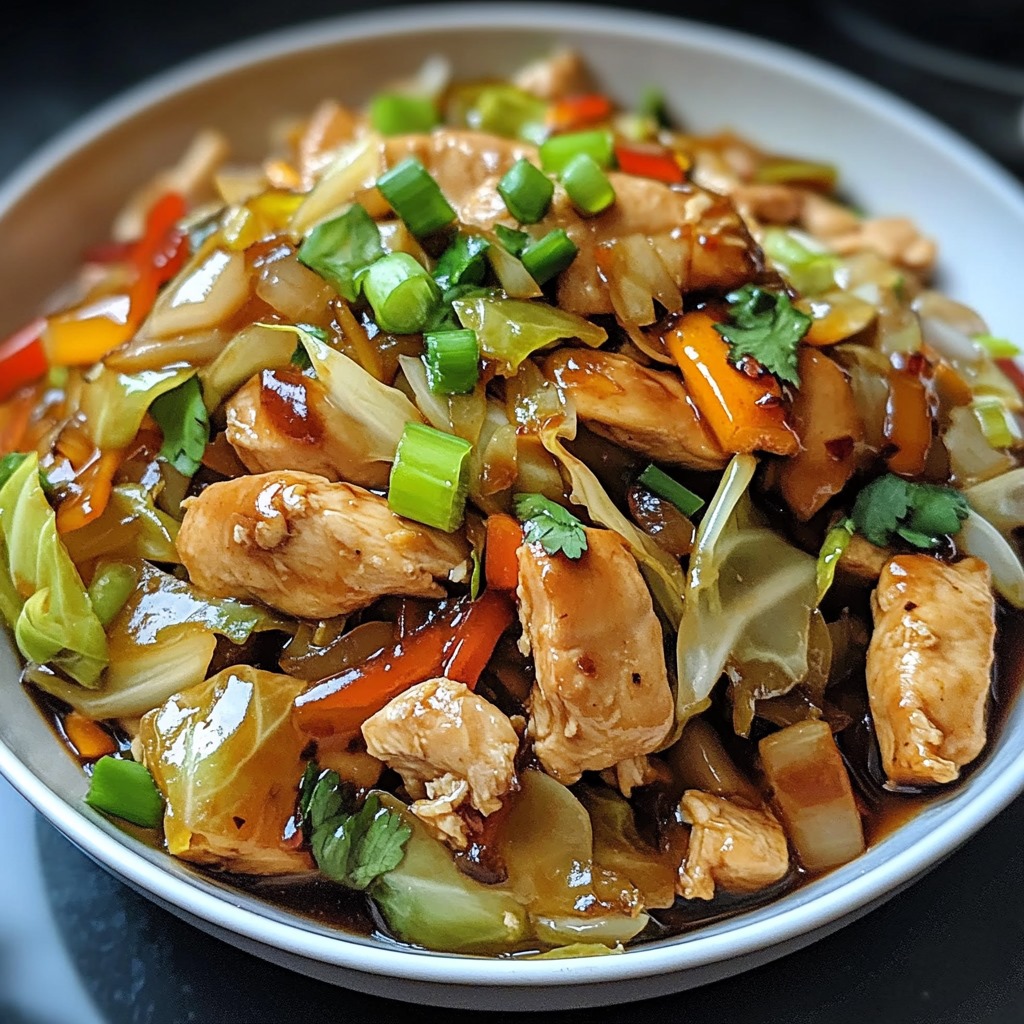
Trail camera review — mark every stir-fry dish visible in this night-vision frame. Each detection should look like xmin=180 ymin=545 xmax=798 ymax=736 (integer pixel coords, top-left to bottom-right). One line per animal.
xmin=2 ymin=49 xmax=1023 ymax=958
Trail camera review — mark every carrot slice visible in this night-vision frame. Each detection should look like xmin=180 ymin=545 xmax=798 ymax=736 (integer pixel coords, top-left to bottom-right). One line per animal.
xmin=485 ymin=514 xmax=524 ymax=591
xmin=884 ymin=356 xmax=933 ymax=477
xmin=547 ymin=93 xmax=613 ymax=132
xmin=64 ymin=712 xmax=117 ymax=761
xmin=663 ymin=310 xmax=798 ymax=456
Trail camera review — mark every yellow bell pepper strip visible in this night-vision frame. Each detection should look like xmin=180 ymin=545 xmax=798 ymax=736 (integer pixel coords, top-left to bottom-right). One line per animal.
xmin=0 ymin=317 xmax=48 ymax=401
xmin=883 ymin=353 xmax=933 ymax=478
xmin=664 ymin=310 xmax=798 ymax=455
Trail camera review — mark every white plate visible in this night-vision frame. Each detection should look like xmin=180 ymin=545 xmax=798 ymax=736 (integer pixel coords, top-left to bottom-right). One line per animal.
xmin=1 ymin=4 xmax=1023 ymax=1011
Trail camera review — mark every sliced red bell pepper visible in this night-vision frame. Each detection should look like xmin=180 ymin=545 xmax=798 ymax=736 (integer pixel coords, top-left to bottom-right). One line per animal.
xmin=0 ymin=317 xmax=48 ymax=402
xmin=614 ymin=143 xmax=685 ymax=185
xmin=997 ymin=358 xmax=1024 ymax=400
xmin=292 ymin=590 xmax=515 ymax=738
xmin=127 ymin=191 xmax=188 ymax=326
xmin=547 ymin=93 xmax=614 ymax=133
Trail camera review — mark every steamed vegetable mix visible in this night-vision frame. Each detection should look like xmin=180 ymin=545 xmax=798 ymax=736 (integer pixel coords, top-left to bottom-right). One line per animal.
xmin=3 ymin=48 xmax=1024 ymax=958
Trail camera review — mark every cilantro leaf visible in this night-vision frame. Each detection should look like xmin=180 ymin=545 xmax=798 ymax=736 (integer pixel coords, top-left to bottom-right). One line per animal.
xmin=715 ymin=284 xmax=810 ymax=387
xmin=300 ymin=764 xmax=411 ymax=890
xmin=298 ymin=204 xmax=384 ymax=303
xmin=149 ymin=376 xmax=210 ymax=478
xmin=850 ymin=474 xmax=969 ymax=551
xmin=514 ymin=492 xmax=588 ymax=560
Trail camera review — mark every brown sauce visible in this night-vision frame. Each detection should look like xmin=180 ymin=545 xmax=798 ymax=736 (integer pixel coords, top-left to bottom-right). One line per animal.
xmin=259 ymin=368 xmax=324 ymax=444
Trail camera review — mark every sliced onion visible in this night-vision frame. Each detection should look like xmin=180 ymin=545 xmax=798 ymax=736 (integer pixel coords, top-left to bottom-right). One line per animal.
xmin=105 ymin=328 xmax=229 ymax=372
xmin=486 ymin=239 xmax=543 ymax=299
xmin=379 ymin=220 xmax=430 ymax=268
xmin=957 ymin=511 xmax=1024 ymax=608
xmin=146 ymin=249 xmax=249 ymax=339
xmin=914 ymin=290 xmax=989 ymax=338
xmin=254 ymin=251 xmax=333 ymax=323
xmin=964 ymin=467 xmax=1024 ymax=536
xmin=944 ymin=406 xmax=1016 ymax=484
xmin=920 ymin=314 xmax=983 ymax=365
xmin=398 ymin=353 xmax=451 ymax=431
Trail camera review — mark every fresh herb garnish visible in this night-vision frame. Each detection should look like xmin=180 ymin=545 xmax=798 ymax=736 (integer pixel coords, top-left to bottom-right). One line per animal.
xmin=300 ymin=764 xmax=411 ymax=891
xmin=715 ymin=284 xmax=810 ymax=387
xmin=850 ymin=474 xmax=970 ymax=551
xmin=149 ymin=376 xmax=209 ymax=478
xmin=514 ymin=492 xmax=588 ymax=560
xmin=288 ymin=323 xmax=326 ymax=371
xmin=433 ymin=233 xmax=490 ymax=292
xmin=297 ymin=204 xmax=384 ymax=303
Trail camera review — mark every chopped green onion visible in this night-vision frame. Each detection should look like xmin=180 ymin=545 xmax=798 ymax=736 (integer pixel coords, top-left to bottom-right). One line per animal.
xmin=423 ymin=329 xmax=480 ymax=394
xmin=377 ymin=158 xmax=456 ymax=237
xmin=297 ymin=204 xmax=383 ymax=302
xmin=638 ymin=465 xmax=704 ymax=517
xmin=369 ymin=93 xmax=440 ymax=136
xmin=495 ymin=224 xmax=530 ymax=257
xmin=974 ymin=333 xmax=1021 ymax=358
xmin=815 ymin=519 xmax=854 ymax=605
xmin=433 ymin=234 xmax=490 ymax=291
xmin=470 ymin=86 xmax=548 ymax=144
xmin=88 ymin=562 xmax=138 ymax=626
xmin=560 ymin=153 xmax=616 ymax=216
xmin=540 ymin=129 xmax=614 ymax=175
xmin=361 ymin=253 xmax=441 ymax=334
xmin=497 ymin=159 xmax=554 ymax=224
xmin=520 ymin=229 xmax=579 ymax=285
xmin=86 ymin=756 xmax=164 ymax=828
xmin=388 ymin=422 xmax=472 ymax=532
xmin=971 ymin=396 xmax=1021 ymax=449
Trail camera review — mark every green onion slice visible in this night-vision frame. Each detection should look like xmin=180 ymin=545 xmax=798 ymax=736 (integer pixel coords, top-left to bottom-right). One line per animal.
xmin=560 ymin=153 xmax=616 ymax=216
xmin=86 ymin=756 xmax=164 ymax=828
xmin=388 ymin=422 xmax=473 ymax=532
xmin=423 ymin=329 xmax=480 ymax=395
xmin=972 ymin=396 xmax=1020 ymax=449
xmin=369 ymin=93 xmax=440 ymax=136
xmin=520 ymin=229 xmax=579 ymax=285
xmin=497 ymin=158 xmax=555 ymax=224
xmin=297 ymin=204 xmax=384 ymax=303
xmin=638 ymin=465 xmax=704 ymax=517
xmin=361 ymin=252 xmax=441 ymax=334
xmin=377 ymin=158 xmax=456 ymax=237
xmin=973 ymin=333 xmax=1021 ymax=358
xmin=433 ymin=234 xmax=490 ymax=291
xmin=539 ymin=129 xmax=615 ymax=175
xmin=495 ymin=224 xmax=530 ymax=257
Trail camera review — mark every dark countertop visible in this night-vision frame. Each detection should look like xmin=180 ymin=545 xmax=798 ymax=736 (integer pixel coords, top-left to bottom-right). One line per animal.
xmin=1 ymin=2 xmax=1023 ymax=1021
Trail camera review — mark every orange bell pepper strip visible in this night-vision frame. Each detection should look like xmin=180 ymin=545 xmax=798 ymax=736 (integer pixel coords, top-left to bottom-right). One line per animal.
xmin=55 ymin=448 xmax=124 ymax=533
xmin=614 ymin=143 xmax=685 ymax=185
xmin=547 ymin=93 xmax=613 ymax=132
xmin=883 ymin=354 xmax=933 ymax=477
xmin=292 ymin=590 xmax=516 ymax=738
xmin=0 ymin=318 xmax=48 ymax=401
xmin=484 ymin=514 xmax=523 ymax=591
xmin=64 ymin=712 xmax=117 ymax=761
xmin=663 ymin=310 xmax=798 ymax=455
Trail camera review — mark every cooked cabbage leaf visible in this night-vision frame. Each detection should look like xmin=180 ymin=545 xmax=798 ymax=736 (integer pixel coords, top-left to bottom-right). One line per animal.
xmin=198 ymin=323 xmax=298 ymax=411
xmin=0 ymin=453 xmax=107 ymax=687
xmin=139 ymin=665 xmax=313 ymax=874
xmin=32 ymin=562 xmax=286 ymax=717
xmin=453 ymin=297 xmax=607 ymax=374
xmin=672 ymin=455 xmax=816 ymax=735
xmin=63 ymin=484 xmax=180 ymax=566
xmin=79 ymin=365 xmax=195 ymax=450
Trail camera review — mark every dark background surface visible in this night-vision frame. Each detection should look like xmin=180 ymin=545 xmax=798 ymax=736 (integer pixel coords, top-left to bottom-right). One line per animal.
xmin=0 ymin=1 xmax=1023 ymax=1021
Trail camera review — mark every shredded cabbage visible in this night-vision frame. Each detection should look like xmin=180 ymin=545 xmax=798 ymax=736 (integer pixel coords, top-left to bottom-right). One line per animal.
xmin=453 ymin=297 xmax=607 ymax=374
xmin=0 ymin=453 xmax=107 ymax=687
xmin=672 ymin=455 xmax=817 ymax=735
xmin=198 ymin=323 xmax=298 ymax=411
xmin=63 ymin=484 xmax=180 ymax=566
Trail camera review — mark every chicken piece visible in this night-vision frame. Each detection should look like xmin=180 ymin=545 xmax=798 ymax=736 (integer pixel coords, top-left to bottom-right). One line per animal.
xmin=732 ymin=182 xmax=804 ymax=227
xmin=867 ymin=555 xmax=995 ymax=786
xmin=459 ymin=174 xmax=761 ymax=317
xmin=296 ymin=99 xmax=360 ymax=186
xmin=678 ymin=791 xmax=789 ymax=900
xmin=543 ymin=349 xmax=727 ymax=470
xmin=512 ymin=48 xmax=592 ymax=100
xmin=176 ymin=471 xmax=469 ymax=619
xmin=225 ymin=369 xmax=390 ymax=489
xmin=361 ymin=678 xmax=519 ymax=849
xmin=382 ymin=131 xmax=534 ymax=212
xmin=517 ymin=527 xmax=674 ymax=784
